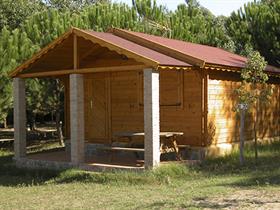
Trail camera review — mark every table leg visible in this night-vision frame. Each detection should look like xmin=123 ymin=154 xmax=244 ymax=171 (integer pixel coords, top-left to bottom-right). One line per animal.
xmin=128 ymin=136 xmax=140 ymax=159
xmin=172 ymin=136 xmax=182 ymax=161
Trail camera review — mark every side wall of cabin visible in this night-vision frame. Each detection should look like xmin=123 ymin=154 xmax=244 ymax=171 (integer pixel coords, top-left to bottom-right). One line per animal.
xmin=64 ymin=69 xmax=204 ymax=146
xmin=207 ymin=70 xmax=280 ymax=146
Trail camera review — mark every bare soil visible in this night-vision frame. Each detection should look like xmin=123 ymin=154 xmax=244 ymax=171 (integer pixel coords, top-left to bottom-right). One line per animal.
xmin=193 ymin=189 xmax=280 ymax=209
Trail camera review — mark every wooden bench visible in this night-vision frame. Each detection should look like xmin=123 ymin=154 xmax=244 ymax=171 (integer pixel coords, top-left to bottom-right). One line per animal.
xmin=101 ymin=146 xmax=144 ymax=152
xmin=98 ymin=146 xmax=144 ymax=162
xmin=0 ymin=139 xmax=14 ymax=143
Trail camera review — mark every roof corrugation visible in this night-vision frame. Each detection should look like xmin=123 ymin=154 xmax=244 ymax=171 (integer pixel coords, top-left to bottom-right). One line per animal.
xmin=119 ymin=30 xmax=279 ymax=73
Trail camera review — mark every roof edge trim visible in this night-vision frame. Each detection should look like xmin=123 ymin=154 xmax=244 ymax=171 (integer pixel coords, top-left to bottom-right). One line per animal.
xmin=158 ymin=65 xmax=192 ymax=70
xmin=205 ymin=63 xmax=280 ymax=78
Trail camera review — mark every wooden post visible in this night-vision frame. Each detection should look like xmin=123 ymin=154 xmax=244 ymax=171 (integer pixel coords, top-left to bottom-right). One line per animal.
xmin=201 ymin=69 xmax=209 ymax=146
xmin=144 ymin=68 xmax=160 ymax=169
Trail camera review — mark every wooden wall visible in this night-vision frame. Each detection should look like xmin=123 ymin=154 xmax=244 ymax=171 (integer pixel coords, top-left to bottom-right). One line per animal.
xmin=207 ymin=70 xmax=280 ymax=145
xmin=64 ymin=69 xmax=203 ymax=146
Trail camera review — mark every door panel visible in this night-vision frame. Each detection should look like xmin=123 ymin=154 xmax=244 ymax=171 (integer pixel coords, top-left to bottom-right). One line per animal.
xmin=84 ymin=73 xmax=109 ymax=143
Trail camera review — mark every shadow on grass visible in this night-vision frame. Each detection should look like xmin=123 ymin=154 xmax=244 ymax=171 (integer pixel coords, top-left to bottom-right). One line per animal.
xmin=193 ymin=141 xmax=280 ymax=187
xmin=0 ymin=141 xmax=279 ymax=188
xmin=0 ymin=149 xmax=63 ymax=187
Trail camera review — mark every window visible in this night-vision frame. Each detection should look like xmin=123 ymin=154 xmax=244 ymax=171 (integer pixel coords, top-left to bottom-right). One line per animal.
xmin=138 ymin=70 xmax=184 ymax=108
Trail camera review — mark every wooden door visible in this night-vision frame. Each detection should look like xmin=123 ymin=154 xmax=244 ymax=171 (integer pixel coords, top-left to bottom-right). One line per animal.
xmin=84 ymin=73 xmax=110 ymax=143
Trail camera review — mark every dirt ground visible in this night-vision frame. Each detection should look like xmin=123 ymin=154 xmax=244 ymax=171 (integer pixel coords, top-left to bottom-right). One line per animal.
xmin=193 ymin=189 xmax=280 ymax=209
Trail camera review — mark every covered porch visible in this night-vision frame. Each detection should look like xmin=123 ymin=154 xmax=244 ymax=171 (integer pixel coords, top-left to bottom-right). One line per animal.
xmin=10 ymin=28 xmax=196 ymax=170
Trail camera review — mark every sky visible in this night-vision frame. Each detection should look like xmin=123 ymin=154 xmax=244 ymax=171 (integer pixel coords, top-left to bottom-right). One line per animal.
xmin=112 ymin=0 xmax=254 ymax=16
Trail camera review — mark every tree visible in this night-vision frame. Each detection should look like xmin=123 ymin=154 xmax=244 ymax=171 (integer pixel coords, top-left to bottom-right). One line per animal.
xmin=40 ymin=79 xmax=65 ymax=146
xmin=226 ymin=0 xmax=280 ymax=66
xmin=0 ymin=27 xmax=38 ymax=127
xmin=0 ymin=0 xmax=45 ymax=30
xmin=45 ymin=0 xmax=110 ymax=11
xmin=0 ymin=72 xmax=12 ymax=128
xmin=235 ymin=50 xmax=270 ymax=165
xmin=26 ymin=79 xmax=45 ymax=130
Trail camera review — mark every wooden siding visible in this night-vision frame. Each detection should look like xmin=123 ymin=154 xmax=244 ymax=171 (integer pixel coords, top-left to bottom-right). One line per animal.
xmin=207 ymin=71 xmax=280 ymax=145
xmin=64 ymin=69 xmax=203 ymax=146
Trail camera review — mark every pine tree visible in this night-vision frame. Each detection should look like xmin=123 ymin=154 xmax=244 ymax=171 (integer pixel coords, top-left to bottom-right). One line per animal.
xmin=226 ymin=0 xmax=280 ymax=66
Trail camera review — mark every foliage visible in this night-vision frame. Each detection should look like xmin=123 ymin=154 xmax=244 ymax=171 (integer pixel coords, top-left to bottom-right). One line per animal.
xmin=226 ymin=0 xmax=280 ymax=66
xmin=235 ymin=50 xmax=269 ymax=110
xmin=45 ymin=0 xmax=110 ymax=11
xmin=242 ymin=50 xmax=268 ymax=84
xmin=0 ymin=27 xmax=38 ymax=125
xmin=0 ymin=0 xmax=45 ymax=31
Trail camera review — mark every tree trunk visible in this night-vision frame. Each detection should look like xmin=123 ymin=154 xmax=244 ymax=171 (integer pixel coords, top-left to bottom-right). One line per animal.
xmin=3 ymin=118 xmax=7 ymax=128
xmin=240 ymin=108 xmax=245 ymax=165
xmin=31 ymin=115 xmax=37 ymax=131
xmin=29 ymin=113 xmax=37 ymax=131
xmin=55 ymin=110 xmax=64 ymax=146
xmin=253 ymin=101 xmax=259 ymax=163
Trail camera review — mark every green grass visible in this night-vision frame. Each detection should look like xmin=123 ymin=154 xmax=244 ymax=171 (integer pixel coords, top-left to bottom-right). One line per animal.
xmin=0 ymin=141 xmax=279 ymax=209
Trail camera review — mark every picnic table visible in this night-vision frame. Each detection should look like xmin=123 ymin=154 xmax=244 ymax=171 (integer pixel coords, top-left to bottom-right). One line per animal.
xmin=113 ymin=131 xmax=184 ymax=160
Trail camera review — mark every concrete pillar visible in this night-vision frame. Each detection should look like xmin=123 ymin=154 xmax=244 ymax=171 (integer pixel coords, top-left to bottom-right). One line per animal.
xmin=13 ymin=78 xmax=26 ymax=159
xmin=144 ymin=68 xmax=160 ymax=169
xmin=70 ymin=74 xmax=85 ymax=165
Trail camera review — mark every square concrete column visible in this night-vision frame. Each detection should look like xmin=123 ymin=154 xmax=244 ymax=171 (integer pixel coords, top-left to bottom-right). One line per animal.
xmin=70 ymin=74 xmax=85 ymax=165
xmin=144 ymin=68 xmax=160 ymax=169
xmin=13 ymin=78 xmax=26 ymax=160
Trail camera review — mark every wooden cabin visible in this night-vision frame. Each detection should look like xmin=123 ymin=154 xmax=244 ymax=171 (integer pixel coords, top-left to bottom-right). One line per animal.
xmin=9 ymin=27 xmax=280 ymax=170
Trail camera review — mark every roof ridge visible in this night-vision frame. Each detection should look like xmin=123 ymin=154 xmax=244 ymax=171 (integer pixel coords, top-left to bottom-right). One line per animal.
xmin=119 ymin=28 xmax=247 ymax=60
xmin=110 ymin=27 xmax=205 ymax=68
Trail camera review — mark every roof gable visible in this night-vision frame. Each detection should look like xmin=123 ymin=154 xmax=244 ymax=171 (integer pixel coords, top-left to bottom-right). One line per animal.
xmin=9 ymin=28 xmax=192 ymax=77
xmin=9 ymin=27 xmax=280 ymax=78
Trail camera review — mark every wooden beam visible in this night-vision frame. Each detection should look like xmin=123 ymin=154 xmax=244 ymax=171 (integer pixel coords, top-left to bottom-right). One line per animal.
xmin=18 ymin=65 xmax=148 ymax=78
xmin=73 ymin=34 xmax=79 ymax=69
xmin=110 ymin=28 xmax=205 ymax=68
xmin=72 ymin=28 xmax=159 ymax=68
xmin=61 ymin=43 xmax=102 ymax=71
xmin=79 ymin=44 xmax=101 ymax=61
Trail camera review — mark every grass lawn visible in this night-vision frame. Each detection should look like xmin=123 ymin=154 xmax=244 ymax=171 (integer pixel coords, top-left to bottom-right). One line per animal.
xmin=0 ymin=141 xmax=280 ymax=209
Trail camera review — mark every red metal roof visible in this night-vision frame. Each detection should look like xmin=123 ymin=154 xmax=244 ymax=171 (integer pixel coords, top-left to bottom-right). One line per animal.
xmin=122 ymin=30 xmax=248 ymax=67
xmin=101 ymin=29 xmax=279 ymax=73
xmin=85 ymin=30 xmax=191 ymax=67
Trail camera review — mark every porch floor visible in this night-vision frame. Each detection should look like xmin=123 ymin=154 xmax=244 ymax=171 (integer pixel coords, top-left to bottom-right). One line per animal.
xmin=27 ymin=149 xmax=145 ymax=170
